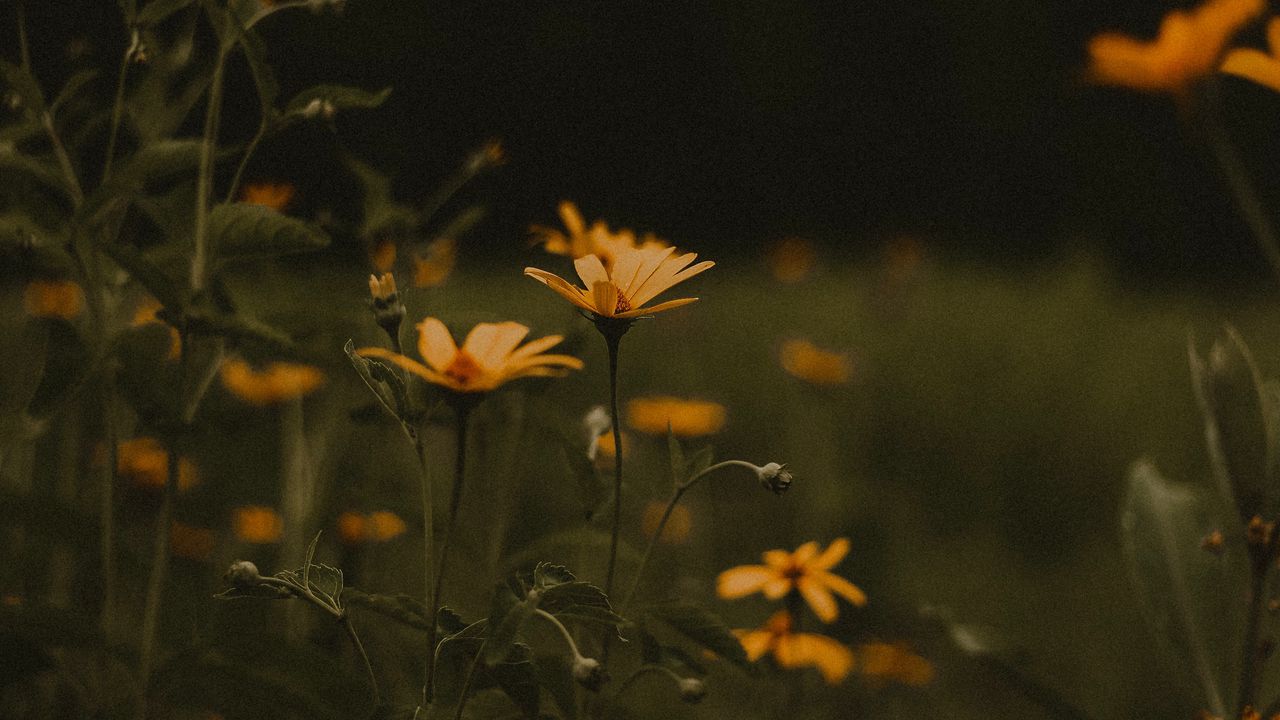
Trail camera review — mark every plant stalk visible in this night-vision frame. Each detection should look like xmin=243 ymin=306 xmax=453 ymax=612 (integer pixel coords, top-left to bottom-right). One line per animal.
xmin=604 ymin=332 xmax=623 ymax=598
xmin=424 ymin=401 xmax=472 ymax=704
xmin=340 ymin=615 xmax=381 ymax=708
xmin=191 ymin=46 xmax=229 ymax=293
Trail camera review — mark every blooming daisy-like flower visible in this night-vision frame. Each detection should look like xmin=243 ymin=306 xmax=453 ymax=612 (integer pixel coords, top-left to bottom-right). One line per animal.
xmin=717 ymin=538 xmax=867 ymax=623
xmin=734 ymin=610 xmax=854 ymax=684
xmin=1086 ymin=0 xmax=1263 ymax=93
xmin=357 ymin=318 xmax=583 ymax=394
xmin=220 ymin=359 xmax=326 ymax=406
xmin=1221 ymin=17 xmax=1280 ymax=92
xmin=524 ymin=245 xmax=714 ymax=321
xmin=531 ymin=201 xmax=668 ymax=272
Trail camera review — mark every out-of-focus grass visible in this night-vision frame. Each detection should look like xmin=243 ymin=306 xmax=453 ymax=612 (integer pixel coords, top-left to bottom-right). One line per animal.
xmin=4 ymin=249 xmax=1275 ymax=718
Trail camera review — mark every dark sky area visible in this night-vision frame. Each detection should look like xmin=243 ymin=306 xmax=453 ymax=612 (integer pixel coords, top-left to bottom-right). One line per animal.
xmin=12 ymin=0 xmax=1280 ymax=285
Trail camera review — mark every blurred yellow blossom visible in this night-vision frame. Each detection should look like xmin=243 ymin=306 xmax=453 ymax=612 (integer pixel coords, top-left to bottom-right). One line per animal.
xmin=117 ymin=438 xmax=198 ymax=491
xmin=718 ymin=539 xmax=866 ymax=623
xmin=233 ymin=506 xmax=284 ymax=543
xmin=412 ymin=237 xmax=456 ymax=288
xmin=23 ymin=279 xmax=84 ymax=320
xmin=627 ymin=396 xmax=726 ymax=436
xmin=856 ymin=642 xmax=935 ymax=687
xmin=766 ymin=237 xmax=817 ymax=283
xmin=780 ymin=339 xmax=853 ymax=386
xmin=130 ymin=297 xmax=181 ymax=360
xmin=220 ymin=359 xmax=325 ymax=406
xmin=594 ymin=430 xmax=632 ymax=467
xmin=371 ymin=239 xmax=397 ymax=273
xmin=1221 ymin=17 xmax=1280 ymax=91
xmin=170 ymin=521 xmax=215 ymax=561
xmin=735 ymin=610 xmax=854 ymax=684
xmin=525 ymin=246 xmax=713 ymax=320
xmin=358 ymin=319 xmax=582 ymax=394
xmin=531 ymin=201 xmax=669 ymax=271
xmin=337 ymin=511 xmax=408 ymax=543
xmin=1086 ymin=0 xmax=1264 ymax=93
xmin=240 ymin=181 xmax=295 ymax=211
xmin=642 ymin=500 xmax=692 ymax=544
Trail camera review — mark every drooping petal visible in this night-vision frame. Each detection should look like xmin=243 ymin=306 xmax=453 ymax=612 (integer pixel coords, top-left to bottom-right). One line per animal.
xmin=464 ymin=321 xmax=530 ymax=371
xmin=524 ymin=268 xmax=597 ymax=312
xmin=776 ymin=633 xmax=855 ymax=684
xmin=816 ymin=571 xmax=868 ymax=607
xmin=809 ymin=538 xmax=850 ymax=571
xmin=417 ymin=318 xmax=458 ymax=372
xmin=716 ymin=565 xmax=775 ymax=598
xmin=797 ymin=577 xmax=839 ymax=623
xmin=614 ymin=297 xmax=698 ymax=318
xmin=356 ymin=347 xmax=450 ymax=385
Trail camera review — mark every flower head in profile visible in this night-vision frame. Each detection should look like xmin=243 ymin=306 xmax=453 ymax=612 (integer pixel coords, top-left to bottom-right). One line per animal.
xmin=525 ymin=245 xmax=714 ymax=321
xmin=357 ymin=318 xmax=583 ymax=394
xmin=717 ymin=538 xmax=867 ymax=623
xmin=220 ymin=359 xmax=325 ymax=406
xmin=1221 ymin=17 xmax=1280 ymax=92
xmin=627 ymin=396 xmax=727 ymax=436
xmin=531 ymin=201 xmax=668 ymax=272
xmin=735 ymin=610 xmax=854 ymax=684
xmin=1086 ymin=0 xmax=1263 ymax=93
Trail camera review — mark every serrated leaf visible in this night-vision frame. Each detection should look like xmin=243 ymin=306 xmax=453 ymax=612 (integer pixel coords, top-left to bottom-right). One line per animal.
xmin=667 ymin=424 xmax=685 ymax=487
xmin=209 ymin=202 xmax=330 ymax=261
xmin=302 ymin=532 xmax=320 ymax=588
xmin=484 ymin=586 xmax=538 ymax=666
xmin=344 ymin=340 xmax=406 ymax=423
xmin=285 ymin=84 xmax=392 ymax=116
xmin=49 ymin=69 xmax=99 ymax=117
xmin=644 ymin=602 xmax=749 ymax=668
xmin=136 ymin=0 xmax=195 ymax=25
xmin=532 ymin=562 xmax=576 ymax=589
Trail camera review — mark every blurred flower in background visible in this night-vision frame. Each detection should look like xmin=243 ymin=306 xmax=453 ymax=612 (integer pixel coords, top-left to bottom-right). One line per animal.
xmin=169 ymin=522 xmax=216 ymax=562
xmin=130 ymin=297 xmax=181 ymax=360
xmin=233 ymin=506 xmax=284 ymax=544
xmin=412 ymin=237 xmax=456 ymax=288
xmin=117 ymin=438 xmax=198 ymax=491
xmin=779 ymin=339 xmax=853 ymax=386
xmin=531 ymin=200 xmax=669 ymax=271
xmin=371 ymin=240 xmax=397 ymax=273
xmin=735 ymin=610 xmax=854 ymax=684
xmin=336 ymin=511 xmax=408 ymax=543
xmin=239 ymin=181 xmax=296 ymax=211
xmin=718 ymin=538 xmax=866 ymax=623
xmin=627 ymin=396 xmax=726 ymax=436
xmin=766 ymin=237 xmax=817 ymax=284
xmin=856 ymin=642 xmax=935 ymax=687
xmin=1221 ymin=17 xmax=1280 ymax=91
xmin=642 ymin=500 xmax=692 ymax=544
xmin=220 ymin=359 xmax=326 ymax=406
xmin=23 ymin=279 xmax=84 ymax=320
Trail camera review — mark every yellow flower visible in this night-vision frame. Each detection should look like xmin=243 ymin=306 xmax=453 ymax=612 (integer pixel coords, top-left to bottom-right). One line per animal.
xmin=766 ymin=237 xmax=817 ymax=283
xmin=337 ymin=511 xmax=408 ymax=543
xmin=1086 ymin=0 xmax=1263 ymax=93
xmin=642 ymin=500 xmax=692 ymax=544
xmin=717 ymin=539 xmax=867 ymax=623
xmin=530 ymin=201 xmax=668 ymax=272
xmin=627 ymin=396 xmax=726 ymax=436
xmin=734 ymin=610 xmax=855 ymax=684
xmin=23 ymin=279 xmax=84 ymax=320
xmin=357 ymin=318 xmax=583 ymax=394
xmin=856 ymin=642 xmax=935 ymax=687
xmin=368 ymin=272 xmax=398 ymax=302
xmin=130 ymin=297 xmax=181 ymax=360
xmin=1222 ymin=17 xmax=1280 ymax=91
xmin=240 ymin=181 xmax=295 ymax=211
xmin=117 ymin=437 xmax=198 ymax=491
xmin=780 ymin=339 xmax=853 ymax=386
xmin=525 ymin=245 xmax=713 ymax=320
xmin=412 ymin=237 xmax=456 ymax=288
xmin=371 ymin=239 xmax=397 ymax=273
xmin=233 ymin=505 xmax=284 ymax=543
xmin=220 ymin=358 xmax=325 ymax=406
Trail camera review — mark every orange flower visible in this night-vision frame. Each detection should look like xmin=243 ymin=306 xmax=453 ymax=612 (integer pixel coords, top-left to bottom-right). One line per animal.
xmin=525 ymin=245 xmax=713 ymax=320
xmin=717 ymin=539 xmax=866 ymax=623
xmin=530 ymin=201 xmax=669 ymax=272
xmin=766 ymin=237 xmax=817 ymax=283
xmin=233 ymin=506 xmax=284 ymax=543
xmin=357 ymin=318 xmax=583 ymax=394
xmin=1221 ymin=17 xmax=1280 ymax=91
xmin=220 ymin=358 xmax=325 ymax=406
xmin=130 ymin=297 xmax=181 ymax=360
xmin=337 ymin=511 xmax=408 ymax=543
xmin=170 ymin=521 xmax=216 ymax=561
xmin=240 ymin=181 xmax=295 ymax=211
xmin=412 ymin=237 xmax=456 ymax=288
xmin=627 ymin=396 xmax=726 ymax=436
xmin=856 ymin=642 xmax=935 ymax=687
xmin=1086 ymin=0 xmax=1264 ymax=93
xmin=642 ymin=500 xmax=692 ymax=544
xmin=117 ymin=437 xmax=198 ymax=491
xmin=23 ymin=279 xmax=84 ymax=320
xmin=371 ymin=239 xmax=397 ymax=273
xmin=735 ymin=610 xmax=854 ymax=684
xmin=780 ymin=339 xmax=853 ymax=386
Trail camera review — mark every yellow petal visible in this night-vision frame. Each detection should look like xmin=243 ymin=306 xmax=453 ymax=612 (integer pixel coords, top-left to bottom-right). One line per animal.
xmin=464 ymin=321 xmax=530 ymax=370
xmin=776 ymin=633 xmax=855 ymax=684
xmin=417 ymin=318 xmax=458 ymax=372
xmin=507 ymin=334 xmax=566 ymax=362
xmin=614 ymin=297 xmax=698 ymax=318
xmin=797 ymin=577 xmax=839 ymax=623
xmin=618 ymin=245 xmax=679 ymax=299
xmin=627 ymin=251 xmax=697 ymax=306
xmin=559 ymin=200 xmax=586 ymax=238
xmin=716 ymin=565 xmax=775 ymax=598
xmin=791 ymin=541 xmax=820 ymax=566
xmin=1268 ymin=16 xmax=1280 ymax=55
xmin=762 ymin=577 xmax=792 ymax=600
xmin=734 ymin=629 xmax=773 ymax=661
xmin=1221 ymin=48 xmax=1280 ymax=92
xmin=817 ymin=571 xmax=868 ymax=607
xmin=356 ymin=346 xmax=449 ymax=385
xmin=762 ymin=549 xmax=792 ymax=569
xmin=574 ymin=254 xmax=610 ymax=290
xmin=592 ymin=281 xmax=619 ymax=317
xmin=810 ymin=538 xmax=850 ymax=571
xmin=523 ymin=268 xmax=597 ymax=313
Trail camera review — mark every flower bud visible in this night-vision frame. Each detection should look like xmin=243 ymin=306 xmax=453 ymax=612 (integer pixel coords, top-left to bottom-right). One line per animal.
xmin=368 ymin=272 xmax=406 ymax=338
xmin=301 ymin=98 xmax=338 ymax=120
xmin=572 ymin=655 xmax=609 ymax=692
xmin=757 ymin=462 xmax=793 ymax=495
xmin=224 ymin=560 xmax=261 ymax=588
xmin=676 ymin=677 xmax=706 ymax=704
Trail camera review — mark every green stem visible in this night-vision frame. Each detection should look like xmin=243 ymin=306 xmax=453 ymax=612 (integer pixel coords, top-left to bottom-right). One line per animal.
xmin=102 ymin=37 xmax=135 ymax=182
xmin=41 ymin=110 xmax=84 ymax=206
xmin=534 ymin=608 xmax=583 ymax=657
xmin=1236 ymin=531 xmax=1277 ymax=715
xmin=425 ymin=402 xmax=472 ymax=704
xmin=98 ymin=365 xmax=119 ymax=639
xmin=415 ymin=430 xmax=434 ymax=708
xmin=604 ymin=333 xmax=623 ymax=598
xmin=340 ymin=615 xmax=381 ymax=708
xmin=191 ymin=46 xmax=229 ymax=293
xmin=453 ymin=640 xmax=486 ymax=720
xmin=224 ymin=119 xmax=267 ymax=204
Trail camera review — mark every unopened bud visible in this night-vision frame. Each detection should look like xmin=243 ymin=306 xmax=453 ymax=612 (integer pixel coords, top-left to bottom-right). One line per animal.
xmin=301 ymin=98 xmax=337 ymax=120
xmin=757 ymin=462 xmax=793 ymax=495
xmin=225 ymin=560 xmax=261 ymax=588
xmin=572 ymin=655 xmax=608 ymax=692
xmin=368 ymin=272 xmax=405 ymax=337
xmin=676 ymin=677 xmax=706 ymax=703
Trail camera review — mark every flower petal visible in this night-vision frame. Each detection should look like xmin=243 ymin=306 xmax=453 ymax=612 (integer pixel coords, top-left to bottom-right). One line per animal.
xmin=791 ymin=541 xmax=820 ymax=566
xmin=716 ymin=565 xmax=775 ymax=599
xmin=777 ymin=633 xmax=855 ymax=684
xmin=417 ymin=318 xmax=458 ymax=372
xmin=627 ymin=251 xmax=697 ymax=306
xmin=1221 ymin=48 xmax=1280 ymax=92
xmin=734 ymin=629 xmax=773 ymax=661
xmin=574 ymin=254 xmax=610 ymax=290
xmin=507 ymin=334 xmax=567 ymax=363
xmin=464 ymin=321 xmax=530 ymax=371
xmin=593 ymin=281 xmax=619 ymax=318
xmin=762 ymin=577 xmax=792 ymax=600
xmin=356 ymin=347 xmax=449 ymax=385
xmin=809 ymin=538 xmax=850 ymax=571
xmin=762 ymin=549 xmax=792 ymax=569
xmin=524 ymin=268 xmax=597 ymax=312
xmin=816 ymin=571 xmax=867 ymax=607
xmin=618 ymin=245 xmax=679 ymax=298
xmin=797 ymin=577 xmax=839 ymax=623
xmin=614 ymin=297 xmax=698 ymax=318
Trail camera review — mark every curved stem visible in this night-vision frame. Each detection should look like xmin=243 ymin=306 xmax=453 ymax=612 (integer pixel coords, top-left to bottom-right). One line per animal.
xmin=534 ymin=608 xmax=583 ymax=657
xmin=453 ymin=640 xmax=486 ymax=720
xmin=224 ymin=119 xmax=267 ymax=204
xmin=604 ymin=333 xmax=623 ymax=597
xmin=340 ymin=615 xmax=381 ymax=709
xmin=425 ymin=403 xmax=472 ymax=704
xmin=191 ymin=46 xmax=229 ymax=293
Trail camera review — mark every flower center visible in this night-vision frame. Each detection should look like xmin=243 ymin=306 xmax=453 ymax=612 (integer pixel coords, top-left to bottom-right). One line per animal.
xmin=443 ymin=350 xmax=483 ymax=387
xmin=614 ymin=293 xmax=632 ymax=314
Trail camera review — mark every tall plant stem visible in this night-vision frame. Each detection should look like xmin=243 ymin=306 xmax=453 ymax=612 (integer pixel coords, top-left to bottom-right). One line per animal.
xmin=340 ymin=615 xmax=381 ymax=708
xmin=424 ymin=401 xmax=472 ymax=704
xmin=191 ymin=46 xmax=229 ymax=293
xmin=224 ymin=119 xmax=267 ymax=204
xmin=102 ymin=39 xmax=134 ymax=182
xmin=415 ymin=430 xmax=434 ymax=709
xmin=1236 ymin=532 xmax=1278 ymax=715
xmin=16 ymin=2 xmax=84 ymax=207
xmin=604 ymin=332 xmax=623 ymax=598
xmin=453 ymin=640 xmax=486 ymax=720
xmin=98 ymin=366 xmax=119 ymax=638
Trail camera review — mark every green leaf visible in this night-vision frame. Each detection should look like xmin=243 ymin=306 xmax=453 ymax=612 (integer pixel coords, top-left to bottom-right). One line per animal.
xmin=226 ymin=11 xmax=280 ymax=114
xmin=344 ymin=340 xmax=408 ymax=424
xmin=182 ymin=308 xmax=294 ymax=350
xmin=483 ymin=586 xmax=538 ymax=666
xmin=667 ymin=424 xmax=685 ymax=487
xmin=488 ymin=644 xmax=540 ymax=719
xmin=302 ymin=532 xmax=320 ymax=590
xmin=1121 ymin=459 xmax=1242 ymax=717
xmin=643 ymin=602 xmax=749 ymax=669
xmin=136 ymin=0 xmax=195 ymax=25
xmin=341 ymin=589 xmax=430 ymax=630
xmin=540 ymin=581 xmax=624 ymax=632
xmin=0 ymin=149 xmax=72 ymax=199
xmin=49 ymin=69 xmax=100 ymax=117
xmin=209 ymin=202 xmax=330 ymax=261
xmin=532 ymin=562 xmax=576 ymax=590
xmin=0 ymin=60 xmax=47 ymax=115
xmin=343 ymin=152 xmax=419 ymax=240
xmin=284 ymin=84 xmax=392 ymax=116
xmin=81 ymin=139 xmax=204 ymax=220
xmin=98 ymin=241 xmax=186 ymax=312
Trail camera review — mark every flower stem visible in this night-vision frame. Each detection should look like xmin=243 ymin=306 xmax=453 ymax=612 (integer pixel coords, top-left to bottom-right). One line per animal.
xmin=102 ymin=38 xmax=134 ymax=182
xmin=453 ymin=640 xmax=485 ymax=720
xmin=534 ymin=608 xmax=583 ymax=656
xmin=224 ymin=119 xmax=267 ymax=205
xmin=1236 ymin=531 xmax=1278 ymax=714
xmin=610 ymin=664 xmax=684 ymax=701
xmin=98 ymin=366 xmax=118 ymax=639
xmin=424 ymin=401 xmax=472 ymax=704
xmin=340 ymin=615 xmax=381 ymax=709
xmin=604 ymin=332 xmax=624 ymax=598
xmin=191 ymin=46 xmax=229 ymax=293
xmin=416 ymin=430 xmax=434 ymax=708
